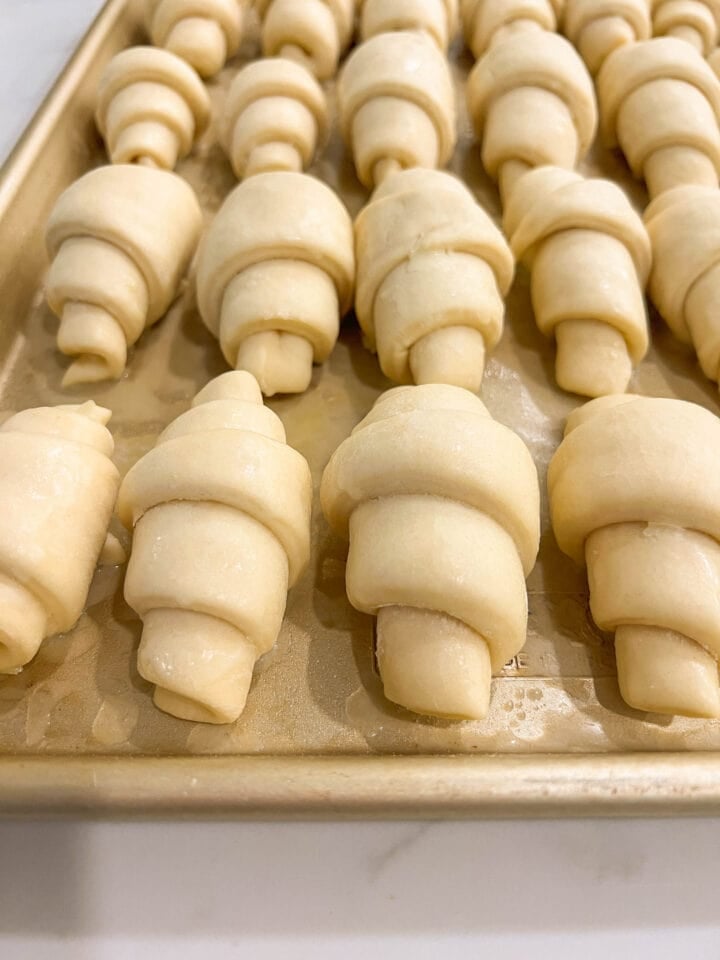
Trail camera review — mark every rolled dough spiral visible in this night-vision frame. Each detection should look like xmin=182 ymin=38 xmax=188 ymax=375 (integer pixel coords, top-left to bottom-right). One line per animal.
xmin=0 ymin=402 xmax=119 ymax=674
xmin=467 ymin=31 xmax=598 ymax=203
xmin=460 ymin=0 xmax=563 ymax=59
xmin=255 ymin=0 xmax=355 ymax=81
xmin=597 ymin=37 xmax=720 ymax=197
xmin=645 ymin=185 xmax=720 ymax=387
xmin=504 ymin=166 xmax=650 ymax=397
xmin=355 ymin=169 xmax=514 ymax=392
xmin=46 ymin=165 xmax=202 ymax=387
xmin=220 ymin=58 xmax=327 ymax=180
xmin=337 ymin=30 xmax=456 ymax=189
xmin=549 ymin=394 xmax=720 ymax=718
xmin=651 ymin=0 xmax=720 ymax=55
xmin=359 ymin=0 xmax=459 ymax=50
xmin=118 ymin=371 xmax=312 ymax=724
xmin=196 ymin=171 xmax=355 ymax=396
xmin=564 ymin=0 xmax=651 ymax=75
xmin=96 ymin=46 xmax=210 ymax=171
xmin=145 ymin=0 xmax=244 ymax=78
xmin=321 ymin=384 xmax=540 ymax=720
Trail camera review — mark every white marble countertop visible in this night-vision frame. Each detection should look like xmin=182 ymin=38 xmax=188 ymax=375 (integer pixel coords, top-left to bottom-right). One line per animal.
xmin=0 ymin=2 xmax=719 ymax=957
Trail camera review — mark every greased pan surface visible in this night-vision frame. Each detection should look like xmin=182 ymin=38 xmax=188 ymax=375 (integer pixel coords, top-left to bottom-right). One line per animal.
xmin=1 ymin=0 xmax=720 ymax=817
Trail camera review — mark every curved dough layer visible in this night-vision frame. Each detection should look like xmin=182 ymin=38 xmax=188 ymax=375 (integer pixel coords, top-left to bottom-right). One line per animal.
xmin=119 ymin=371 xmax=312 ymax=724
xmin=145 ymin=0 xmax=243 ymax=77
xmin=645 ymin=185 xmax=720 ymax=387
xmin=564 ymin=0 xmax=651 ymax=75
xmin=46 ymin=165 xmax=202 ymax=387
xmin=321 ymin=383 xmax=540 ymax=720
xmin=0 ymin=402 xmax=119 ymax=674
xmin=196 ymin=171 xmax=355 ymax=396
xmin=256 ymin=0 xmax=355 ymax=80
xmin=355 ymin=168 xmax=514 ymax=392
xmin=467 ymin=31 xmax=597 ymax=203
xmin=338 ymin=30 xmax=456 ymax=189
xmin=549 ymin=394 xmax=720 ymax=718
xmin=461 ymin=0 xmax=562 ymax=59
xmin=598 ymin=36 xmax=720 ymax=197
xmin=651 ymin=0 xmax=720 ymax=55
xmin=504 ymin=166 xmax=650 ymax=397
xmin=359 ymin=0 xmax=459 ymax=50
xmin=220 ymin=58 xmax=327 ymax=180
xmin=96 ymin=46 xmax=210 ymax=171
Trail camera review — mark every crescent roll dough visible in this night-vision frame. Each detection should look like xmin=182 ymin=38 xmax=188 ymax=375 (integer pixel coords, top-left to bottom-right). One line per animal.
xmin=196 ymin=171 xmax=355 ymax=396
xmin=96 ymin=47 xmax=210 ymax=171
xmin=645 ymin=185 xmax=720 ymax=387
xmin=359 ymin=0 xmax=459 ymax=50
xmin=651 ymin=0 xmax=720 ymax=55
xmin=504 ymin=166 xmax=650 ymax=397
xmin=145 ymin=0 xmax=243 ymax=78
xmin=321 ymin=384 xmax=540 ymax=720
xmin=355 ymin=169 xmax=514 ymax=392
xmin=256 ymin=0 xmax=355 ymax=80
xmin=564 ymin=0 xmax=651 ymax=75
xmin=467 ymin=31 xmax=598 ymax=203
xmin=461 ymin=0 xmax=563 ymax=59
xmin=338 ymin=31 xmax=456 ymax=189
xmin=598 ymin=37 xmax=720 ymax=197
xmin=549 ymin=394 xmax=720 ymax=718
xmin=46 ymin=165 xmax=202 ymax=387
xmin=0 ymin=402 xmax=119 ymax=674
xmin=118 ymin=371 xmax=312 ymax=724
xmin=220 ymin=58 xmax=327 ymax=180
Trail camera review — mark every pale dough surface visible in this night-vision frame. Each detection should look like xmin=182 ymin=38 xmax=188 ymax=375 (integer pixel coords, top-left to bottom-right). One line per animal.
xmin=220 ymin=57 xmax=327 ymax=180
xmin=0 ymin=402 xmax=119 ymax=675
xmin=321 ymin=383 xmax=540 ymax=721
xmin=337 ymin=30 xmax=456 ymax=188
xmin=354 ymin=168 xmax=513 ymax=392
xmin=118 ymin=370 xmax=313 ymax=724
xmin=549 ymin=395 xmax=720 ymax=718
xmin=256 ymin=0 xmax=356 ymax=80
xmin=504 ymin=165 xmax=650 ymax=398
xmin=196 ymin=171 xmax=355 ymax=397
xmin=145 ymin=0 xmax=243 ymax=77
xmin=45 ymin=164 xmax=202 ymax=386
xmin=96 ymin=45 xmax=210 ymax=170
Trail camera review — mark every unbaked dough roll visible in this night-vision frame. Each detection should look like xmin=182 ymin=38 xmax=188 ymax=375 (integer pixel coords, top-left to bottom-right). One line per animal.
xmin=196 ymin=172 xmax=355 ymax=396
xmin=96 ymin=47 xmax=210 ymax=170
xmin=145 ymin=0 xmax=243 ymax=78
xmin=467 ymin=31 xmax=598 ymax=204
xmin=564 ymin=0 xmax=651 ymax=75
xmin=504 ymin=166 xmax=650 ymax=397
xmin=598 ymin=37 xmax=720 ymax=197
xmin=360 ymin=0 xmax=459 ymax=50
xmin=338 ymin=31 xmax=456 ymax=189
xmin=119 ymin=371 xmax=312 ymax=724
xmin=645 ymin=185 xmax=720 ymax=387
xmin=0 ymin=402 xmax=119 ymax=674
xmin=355 ymin=169 xmax=514 ymax=392
xmin=256 ymin=0 xmax=355 ymax=80
xmin=220 ymin=59 xmax=327 ymax=180
xmin=549 ymin=394 xmax=720 ymax=718
xmin=321 ymin=384 xmax=540 ymax=720
xmin=651 ymin=0 xmax=720 ymax=54
xmin=46 ymin=165 xmax=202 ymax=387
xmin=460 ymin=0 xmax=563 ymax=59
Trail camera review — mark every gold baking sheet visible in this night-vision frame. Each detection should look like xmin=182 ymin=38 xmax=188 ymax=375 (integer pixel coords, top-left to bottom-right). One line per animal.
xmin=1 ymin=0 xmax=720 ymax=818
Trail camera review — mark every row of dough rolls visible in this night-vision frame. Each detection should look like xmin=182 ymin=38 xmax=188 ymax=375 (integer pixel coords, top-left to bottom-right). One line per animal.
xmin=8 ymin=381 xmax=720 ymax=725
